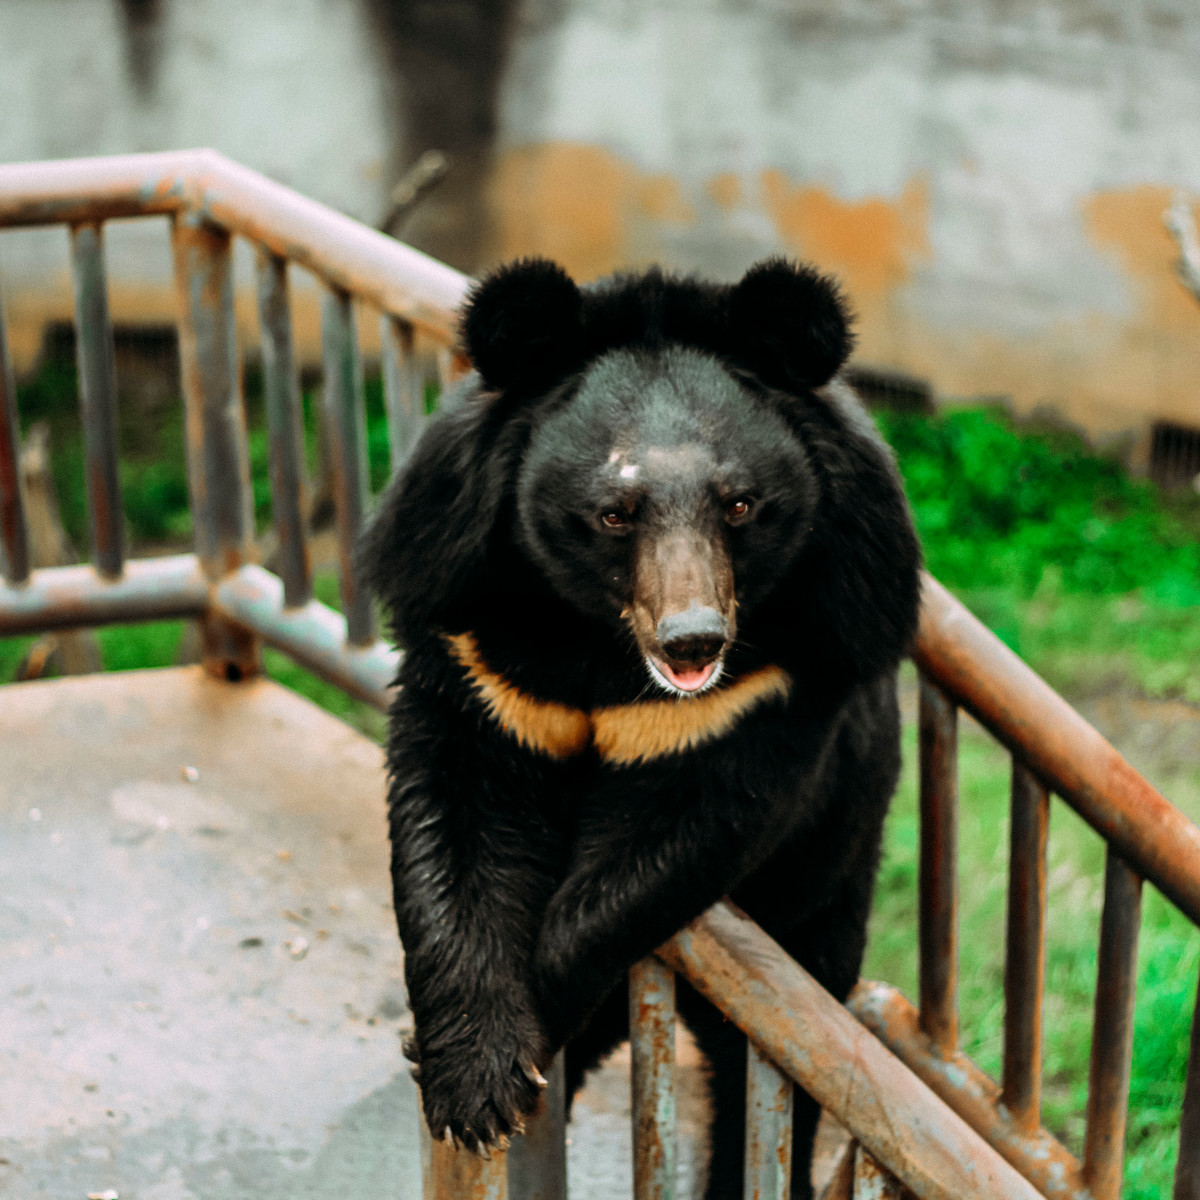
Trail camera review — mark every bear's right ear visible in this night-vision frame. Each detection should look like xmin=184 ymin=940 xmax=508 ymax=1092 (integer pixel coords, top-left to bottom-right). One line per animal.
xmin=462 ymin=258 xmax=584 ymax=392
xmin=725 ymin=259 xmax=854 ymax=391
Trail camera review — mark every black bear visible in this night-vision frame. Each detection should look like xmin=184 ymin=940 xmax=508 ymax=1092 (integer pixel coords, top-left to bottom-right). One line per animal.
xmin=360 ymin=257 xmax=922 ymax=1198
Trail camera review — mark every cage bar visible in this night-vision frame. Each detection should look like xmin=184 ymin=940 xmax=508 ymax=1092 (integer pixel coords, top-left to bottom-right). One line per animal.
xmin=424 ymin=1122 xmax=508 ymax=1200
xmin=918 ymin=674 xmax=959 ymax=1056
xmin=255 ymin=248 xmax=311 ymax=607
xmin=172 ymin=211 xmax=258 ymax=679
xmin=1174 ymin=972 xmax=1200 ymax=1200
xmin=69 ymin=221 xmax=125 ymax=578
xmin=381 ymin=312 xmax=426 ymax=470
xmin=1002 ymin=760 xmax=1050 ymax=1129
xmin=744 ymin=1041 xmax=793 ymax=1200
xmin=630 ymin=957 xmax=677 ymax=1200
xmin=0 ymin=277 xmax=29 ymax=585
xmin=320 ymin=287 xmax=373 ymax=645
xmin=171 ymin=213 xmax=254 ymax=574
xmin=1082 ymin=851 xmax=1143 ymax=1200
xmin=507 ymin=1052 xmax=567 ymax=1200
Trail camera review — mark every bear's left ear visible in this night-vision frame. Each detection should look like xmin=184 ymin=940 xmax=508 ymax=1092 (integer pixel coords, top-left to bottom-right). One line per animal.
xmin=725 ymin=259 xmax=854 ymax=391
xmin=462 ymin=258 xmax=584 ymax=392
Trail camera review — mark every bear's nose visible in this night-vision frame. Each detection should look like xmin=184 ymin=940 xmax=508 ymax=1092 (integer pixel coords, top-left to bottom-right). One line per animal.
xmin=656 ymin=604 xmax=729 ymax=665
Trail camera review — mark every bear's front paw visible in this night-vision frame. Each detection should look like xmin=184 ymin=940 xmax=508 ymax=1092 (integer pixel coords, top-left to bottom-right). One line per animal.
xmin=417 ymin=1033 xmax=548 ymax=1155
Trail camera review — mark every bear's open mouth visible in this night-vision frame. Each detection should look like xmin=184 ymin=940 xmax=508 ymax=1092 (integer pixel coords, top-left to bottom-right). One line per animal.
xmin=646 ymin=655 xmax=724 ymax=696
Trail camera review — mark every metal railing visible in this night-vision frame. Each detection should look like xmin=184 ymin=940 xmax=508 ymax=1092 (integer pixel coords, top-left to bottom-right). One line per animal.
xmin=1 ymin=151 xmax=1198 ymax=1199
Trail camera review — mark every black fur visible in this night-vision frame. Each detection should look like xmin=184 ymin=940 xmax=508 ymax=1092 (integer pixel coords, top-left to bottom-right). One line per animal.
xmin=359 ymin=258 xmax=921 ymax=1197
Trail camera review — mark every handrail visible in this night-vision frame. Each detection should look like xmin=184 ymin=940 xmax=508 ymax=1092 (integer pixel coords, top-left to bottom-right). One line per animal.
xmin=659 ymin=902 xmax=1043 ymax=1200
xmin=915 ymin=573 xmax=1200 ymax=927
xmin=0 ymin=150 xmax=471 ymax=342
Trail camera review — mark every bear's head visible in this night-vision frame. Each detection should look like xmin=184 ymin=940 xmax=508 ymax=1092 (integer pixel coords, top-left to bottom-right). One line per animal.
xmin=362 ymin=258 xmax=920 ymax=695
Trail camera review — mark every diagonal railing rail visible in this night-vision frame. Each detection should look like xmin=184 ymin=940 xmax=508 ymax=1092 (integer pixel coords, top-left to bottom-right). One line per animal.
xmin=1 ymin=151 xmax=1198 ymax=1199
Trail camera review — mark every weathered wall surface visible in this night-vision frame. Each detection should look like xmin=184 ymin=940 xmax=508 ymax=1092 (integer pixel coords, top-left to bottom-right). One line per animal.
xmin=2 ymin=0 xmax=1199 ymax=452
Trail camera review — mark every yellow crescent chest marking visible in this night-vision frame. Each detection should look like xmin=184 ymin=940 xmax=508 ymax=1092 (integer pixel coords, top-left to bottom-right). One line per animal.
xmin=590 ymin=665 xmax=792 ymax=765
xmin=445 ymin=633 xmax=792 ymax=764
xmin=446 ymin=633 xmax=593 ymax=760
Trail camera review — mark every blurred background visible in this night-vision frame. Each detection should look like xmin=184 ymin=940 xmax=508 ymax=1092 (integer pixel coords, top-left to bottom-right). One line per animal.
xmin=4 ymin=0 xmax=1200 ymax=469
xmin=2 ymin=4 xmax=1199 ymax=1194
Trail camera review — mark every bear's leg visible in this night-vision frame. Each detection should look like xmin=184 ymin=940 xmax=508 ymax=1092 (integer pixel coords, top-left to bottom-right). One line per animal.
xmin=677 ymin=980 xmax=747 ymax=1200
xmin=778 ymin=877 xmax=880 ymax=1199
xmin=563 ymin=982 xmax=628 ymax=1116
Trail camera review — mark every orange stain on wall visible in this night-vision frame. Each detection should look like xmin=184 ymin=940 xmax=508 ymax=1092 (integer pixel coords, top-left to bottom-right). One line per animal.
xmin=487 ymin=143 xmax=694 ymax=282
xmin=1084 ymin=186 xmax=1200 ymax=330
xmin=760 ymin=172 xmax=930 ymax=299
xmin=706 ymin=173 xmax=742 ymax=213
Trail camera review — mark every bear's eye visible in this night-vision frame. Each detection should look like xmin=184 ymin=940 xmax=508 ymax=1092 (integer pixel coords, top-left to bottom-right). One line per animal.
xmin=725 ymin=497 xmax=754 ymax=524
xmin=600 ymin=510 xmax=631 ymax=531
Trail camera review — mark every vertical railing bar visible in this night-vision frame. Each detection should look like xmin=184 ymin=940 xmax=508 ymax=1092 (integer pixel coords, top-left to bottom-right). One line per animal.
xmin=255 ymin=248 xmax=311 ymax=607
xmin=630 ymin=957 xmax=677 ymax=1200
xmin=1173 ymin=969 xmax=1200 ymax=1199
xmin=506 ymin=1052 xmax=567 ymax=1200
xmin=918 ymin=673 xmax=959 ymax=1056
xmin=320 ymin=287 xmax=373 ymax=645
xmin=0 ymin=275 xmax=30 ymax=586
xmin=1001 ymin=758 xmax=1050 ymax=1129
xmin=380 ymin=312 xmax=425 ymax=471
xmin=70 ymin=220 xmax=125 ymax=579
xmin=425 ymin=1122 xmax=508 ymax=1200
xmin=172 ymin=211 xmax=258 ymax=679
xmin=744 ymin=1042 xmax=793 ymax=1200
xmin=1082 ymin=849 xmax=1143 ymax=1200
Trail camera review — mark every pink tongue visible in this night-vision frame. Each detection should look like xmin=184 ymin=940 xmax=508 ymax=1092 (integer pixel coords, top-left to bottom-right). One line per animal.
xmin=663 ymin=661 xmax=716 ymax=692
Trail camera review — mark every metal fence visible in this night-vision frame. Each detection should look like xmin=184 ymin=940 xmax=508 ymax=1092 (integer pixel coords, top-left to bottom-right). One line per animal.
xmin=1 ymin=151 xmax=1198 ymax=1199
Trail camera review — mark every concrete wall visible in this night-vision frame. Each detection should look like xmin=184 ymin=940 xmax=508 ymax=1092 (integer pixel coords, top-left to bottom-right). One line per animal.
xmin=3 ymin=0 xmax=1200 ymax=454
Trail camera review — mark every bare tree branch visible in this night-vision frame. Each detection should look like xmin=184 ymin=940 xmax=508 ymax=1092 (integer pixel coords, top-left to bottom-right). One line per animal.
xmin=380 ymin=150 xmax=450 ymax=237
xmin=1165 ymin=191 xmax=1200 ymax=304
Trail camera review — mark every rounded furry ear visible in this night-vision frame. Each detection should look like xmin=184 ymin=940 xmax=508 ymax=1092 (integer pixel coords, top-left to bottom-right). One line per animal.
xmin=461 ymin=258 xmax=584 ymax=391
xmin=726 ymin=259 xmax=854 ymax=390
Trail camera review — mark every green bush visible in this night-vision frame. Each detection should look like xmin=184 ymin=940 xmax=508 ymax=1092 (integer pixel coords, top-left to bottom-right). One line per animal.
xmin=877 ymin=406 xmax=1200 ymax=605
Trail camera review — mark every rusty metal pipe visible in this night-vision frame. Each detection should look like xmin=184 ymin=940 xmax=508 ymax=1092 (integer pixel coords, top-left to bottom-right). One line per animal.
xmin=915 ymin=574 xmax=1200 ymax=928
xmin=847 ymin=979 xmax=1088 ymax=1200
xmin=70 ymin=221 xmax=125 ymax=579
xmin=0 ymin=149 xmax=197 ymax=227
xmin=320 ymin=287 xmax=373 ymax=646
xmin=1174 ymin=972 xmax=1200 ymax=1200
xmin=1001 ymin=759 xmax=1050 ymax=1130
xmin=918 ymin=674 xmax=959 ymax=1057
xmin=0 ymin=279 xmax=29 ymax=587
xmin=425 ymin=1125 xmax=508 ymax=1200
xmin=0 ymin=151 xmax=470 ymax=344
xmin=1082 ymin=852 xmax=1143 ymax=1200
xmin=211 ymin=565 xmax=396 ymax=709
xmin=744 ymin=1042 xmax=793 ymax=1200
xmin=661 ymin=903 xmax=1044 ymax=1200
xmin=255 ymin=249 xmax=311 ymax=608
xmin=630 ymin=957 xmax=677 ymax=1200
xmin=172 ymin=209 xmax=259 ymax=679
xmin=380 ymin=313 xmax=426 ymax=471
xmin=0 ymin=555 xmax=207 ymax=634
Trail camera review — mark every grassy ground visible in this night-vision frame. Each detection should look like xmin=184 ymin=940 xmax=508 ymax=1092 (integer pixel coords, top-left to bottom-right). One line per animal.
xmin=4 ymin=365 xmax=1198 ymax=1194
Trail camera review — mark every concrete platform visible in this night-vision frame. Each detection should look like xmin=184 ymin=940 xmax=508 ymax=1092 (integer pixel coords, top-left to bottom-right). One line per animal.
xmin=0 ymin=667 xmax=726 ymax=1199
xmin=0 ymin=666 xmax=853 ymax=1198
